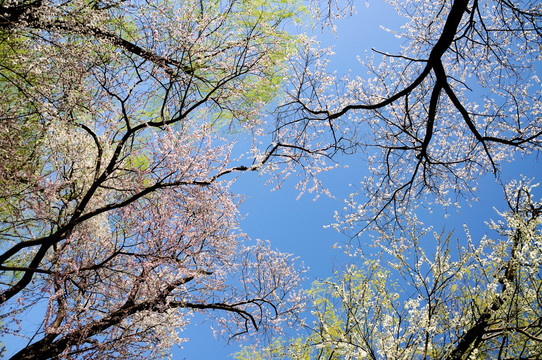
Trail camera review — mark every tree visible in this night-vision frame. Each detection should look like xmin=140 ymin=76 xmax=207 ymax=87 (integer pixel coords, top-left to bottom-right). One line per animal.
xmin=0 ymin=0 xmax=311 ymax=358
xmin=275 ymin=0 xmax=541 ymax=230
xmin=236 ymin=180 xmax=542 ymax=359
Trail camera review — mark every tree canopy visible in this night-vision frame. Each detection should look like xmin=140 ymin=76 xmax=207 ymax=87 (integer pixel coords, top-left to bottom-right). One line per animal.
xmin=0 ymin=0 xmax=541 ymax=358
xmin=0 ymin=0 xmax=310 ymax=358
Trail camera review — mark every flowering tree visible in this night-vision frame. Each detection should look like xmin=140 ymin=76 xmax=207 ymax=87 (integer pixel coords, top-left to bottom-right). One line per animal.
xmin=276 ymin=0 xmax=541 ymax=229
xmin=0 ymin=0 xmax=311 ymax=358
xmin=237 ymin=180 xmax=542 ymax=359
